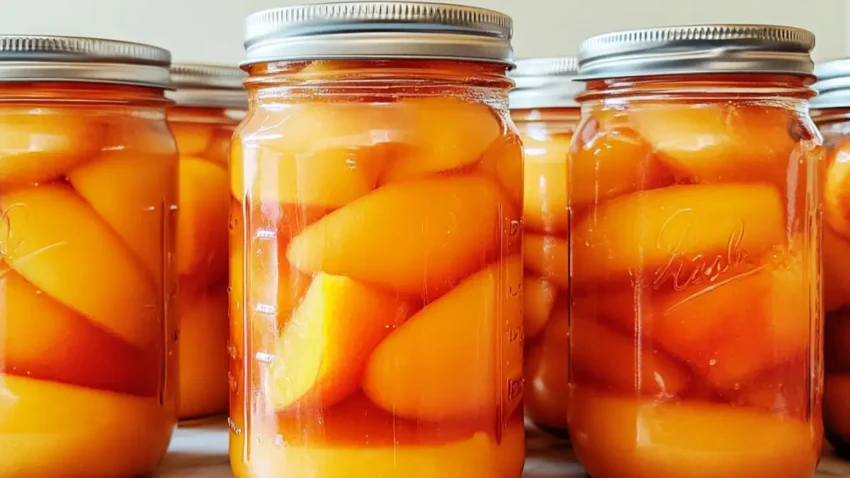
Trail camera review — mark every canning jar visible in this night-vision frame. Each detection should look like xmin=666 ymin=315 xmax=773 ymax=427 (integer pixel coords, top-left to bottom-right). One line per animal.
xmin=0 ymin=36 xmax=178 ymax=475
xmin=509 ymin=57 xmax=580 ymax=437
xmin=568 ymin=26 xmax=823 ymax=478
xmin=811 ymin=58 xmax=850 ymax=458
xmin=229 ymin=3 xmax=525 ymax=477
xmin=168 ymin=64 xmax=246 ymax=420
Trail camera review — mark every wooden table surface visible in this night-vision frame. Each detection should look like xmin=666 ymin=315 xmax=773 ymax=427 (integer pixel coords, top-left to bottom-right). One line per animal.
xmin=155 ymin=418 xmax=850 ymax=477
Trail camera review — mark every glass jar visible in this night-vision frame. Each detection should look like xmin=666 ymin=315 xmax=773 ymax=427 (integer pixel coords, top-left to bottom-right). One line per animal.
xmin=509 ymin=57 xmax=580 ymax=437
xmin=167 ymin=64 xmax=247 ymax=420
xmin=229 ymin=3 xmax=525 ymax=477
xmin=0 ymin=36 xmax=178 ymax=475
xmin=568 ymin=26 xmax=823 ymax=478
xmin=811 ymin=58 xmax=850 ymax=458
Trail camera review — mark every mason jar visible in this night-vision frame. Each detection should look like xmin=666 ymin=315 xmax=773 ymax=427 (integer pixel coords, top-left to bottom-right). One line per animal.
xmin=509 ymin=57 xmax=580 ymax=437
xmin=811 ymin=58 xmax=850 ymax=459
xmin=0 ymin=35 xmax=178 ymax=476
xmin=568 ymin=26 xmax=823 ymax=478
xmin=167 ymin=64 xmax=247 ymax=420
xmin=228 ymin=3 xmax=525 ymax=477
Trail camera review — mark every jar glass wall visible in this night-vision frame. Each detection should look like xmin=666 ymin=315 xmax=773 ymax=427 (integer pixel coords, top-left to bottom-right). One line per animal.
xmin=0 ymin=37 xmax=178 ymax=476
xmin=568 ymin=26 xmax=823 ymax=478
xmin=167 ymin=64 xmax=247 ymax=420
xmin=229 ymin=4 xmax=525 ymax=477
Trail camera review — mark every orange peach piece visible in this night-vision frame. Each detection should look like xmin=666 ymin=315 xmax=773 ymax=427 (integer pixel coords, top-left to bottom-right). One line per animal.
xmin=570 ymin=312 xmax=689 ymax=396
xmin=524 ymin=309 xmax=570 ymax=430
xmin=0 ymin=375 xmax=174 ymax=477
xmin=571 ymin=183 xmax=784 ymax=285
xmin=178 ymin=286 xmax=229 ymax=419
xmin=823 ymin=225 xmax=850 ymax=312
xmin=568 ymin=387 xmax=821 ymax=478
xmin=68 ymin=150 xmax=177 ymax=280
xmin=824 ymin=373 xmax=850 ymax=449
xmin=592 ymin=253 xmax=810 ymax=387
xmin=0 ymin=111 xmax=103 ymax=188
xmin=1 ymin=269 xmax=159 ymax=396
xmin=735 ymin=358 xmax=809 ymax=420
xmin=826 ymin=311 xmax=850 ymax=373
xmin=629 ymin=103 xmax=805 ymax=184
xmin=102 ymin=114 xmax=177 ymax=155
xmin=524 ymin=234 xmax=568 ymax=289
xmin=570 ymin=111 xmax=672 ymax=208
xmin=171 ymin=121 xmax=214 ymax=156
xmin=523 ymin=274 xmax=558 ymax=340
xmin=231 ymin=413 xmax=525 ymax=478
xmin=203 ymin=126 xmax=234 ymax=168
xmin=176 ymin=157 xmax=229 ymax=283
xmin=474 ymin=133 xmax=524 ymax=209
xmin=378 ymin=97 xmax=501 ymax=184
xmin=287 ymin=176 xmax=511 ymax=298
xmin=522 ymin=133 xmax=570 ymax=234
xmin=269 ymin=273 xmax=413 ymax=411
xmin=0 ymin=184 xmax=158 ymax=348
xmin=826 ymin=141 xmax=850 ymax=239
xmin=362 ymin=257 xmax=523 ymax=421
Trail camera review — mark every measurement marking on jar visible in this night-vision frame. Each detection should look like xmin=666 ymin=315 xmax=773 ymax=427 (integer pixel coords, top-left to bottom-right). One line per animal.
xmin=507 ymin=376 xmax=524 ymax=402
xmin=255 ymin=352 xmax=275 ymax=364
xmin=256 ymin=229 xmax=276 ymax=240
xmin=255 ymin=303 xmax=277 ymax=315
xmin=508 ymin=220 xmax=522 ymax=237
xmin=507 ymin=325 xmax=524 ymax=345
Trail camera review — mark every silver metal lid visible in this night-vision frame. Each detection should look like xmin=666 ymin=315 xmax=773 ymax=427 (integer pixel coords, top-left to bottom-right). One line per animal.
xmin=812 ymin=59 xmax=850 ymax=109
xmin=168 ymin=64 xmax=248 ymax=109
xmin=0 ymin=35 xmax=171 ymax=88
xmin=576 ymin=24 xmax=815 ymax=81
xmin=242 ymin=2 xmax=514 ymax=66
xmin=509 ymin=57 xmax=581 ymax=110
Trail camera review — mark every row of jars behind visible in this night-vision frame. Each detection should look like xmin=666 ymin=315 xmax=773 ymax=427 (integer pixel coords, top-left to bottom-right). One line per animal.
xmin=0 ymin=3 xmax=843 ymax=478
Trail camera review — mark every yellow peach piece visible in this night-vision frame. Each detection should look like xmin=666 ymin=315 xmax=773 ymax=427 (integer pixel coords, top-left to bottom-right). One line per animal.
xmin=0 ymin=184 xmax=158 ymax=347
xmin=825 ymin=141 xmax=850 ymax=238
xmin=171 ymin=122 xmax=214 ymax=156
xmin=824 ymin=225 xmax=850 ymax=312
xmin=231 ymin=414 xmax=525 ymax=478
xmin=571 ymin=312 xmax=689 ymax=396
xmin=287 ymin=176 xmax=512 ymax=298
xmin=176 ymin=157 xmax=229 ymax=282
xmin=269 ymin=273 xmax=413 ymax=411
xmin=569 ymin=388 xmax=821 ymax=478
xmin=524 ymin=306 xmax=570 ymax=430
xmin=825 ymin=373 xmax=850 ymax=448
xmin=474 ymin=134 xmax=524 ymax=209
xmin=522 ymin=134 xmax=569 ymax=233
xmin=630 ymin=103 xmax=804 ymax=185
xmin=0 ymin=111 xmax=102 ymax=188
xmin=68 ymin=150 xmax=177 ymax=280
xmin=524 ymin=234 xmax=568 ymax=289
xmin=571 ymin=183 xmax=785 ymax=285
xmin=523 ymin=275 xmax=558 ymax=340
xmin=1 ymin=269 xmax=159 ymax=397
xmin=362 ymin=257 xmax=523 ymax=421
xmin=0 ymin=375 xmax=174 ymax=477
xmin=178 ymin=286 xmax=229 ymax=419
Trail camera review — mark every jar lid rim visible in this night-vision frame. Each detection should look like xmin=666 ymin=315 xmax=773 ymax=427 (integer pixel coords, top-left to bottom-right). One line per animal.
xmin=509 ymin=57 xmax=582 ymax=110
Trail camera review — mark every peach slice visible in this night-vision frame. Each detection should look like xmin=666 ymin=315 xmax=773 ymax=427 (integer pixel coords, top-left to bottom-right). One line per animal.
xmin=178 ymin=286 xmax=229 ymax=419
xmin=268 ymin=273 xmax=413 ymax=411
xmin=571 ymin=183 xmax=785 ymax=285
xmin=170 ymin=121 xmax=214 ymax=156
xmin=521 ymin=133 xmax=570 ymax=234
xmin=826 ymin=311 xmax=850 ymax=373
xmin=568 ymin=387 xmax=821 ymax=478
xmin=68 ymin=150 xmax=178 ymax=280
xmin=825 ymin=373 xmax=850 ymax=449
xmin=629 ymin=103 xmax=806 ymax=185
xmin=570 ymin=110 xmax=672 ymax=208
xmin=826 ymin=140 xmax=850 ymax=239
xmin=1 ymin=269 xmax=159 ymax=396
xmin=735 ymin=358 xmax=810 ymax=420
xmin=0 ymin=184 xmax=159 ymax=348
xmin=231 ymin=413 xmax=525 ymax=478
xmin=378 ymin=97 xmax=501 ymax=184
xmin=362 ymin=257 xmax=523 ymax=421
xmin=589 ymin=251 xmax=810 ymax=387
xmin=287 ymin=176 xmax=512 ymax=299
xmin=202 ymin=126 xmax=234 ymax=168
xmin=524 ymin=233 xmax=568 ymax=289
xmin=0 ymin=111 xmax=103 ymax=188
xmin=0 ymin=375 xmax=174 ymax=477
xmin=570 ymin=312 xmax=689 ymax=396
xmin=524 ymin=307 xmax=570 ymax=430
xmin=474 ymin=133 xmax=524 ymax=209
xmin=523 ymin=274 xmax=558 ymax=340
xmin=101 ymin=114 xmax=177 ymax=156
xmin=176 ymin=157 xmax=229 ymax=283
xmin=824 ymin=225 xmax=850 ymax=312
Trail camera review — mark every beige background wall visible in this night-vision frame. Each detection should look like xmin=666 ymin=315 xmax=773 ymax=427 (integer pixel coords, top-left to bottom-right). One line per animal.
xmin=0 ymin=0 xmax=845 ymax=64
